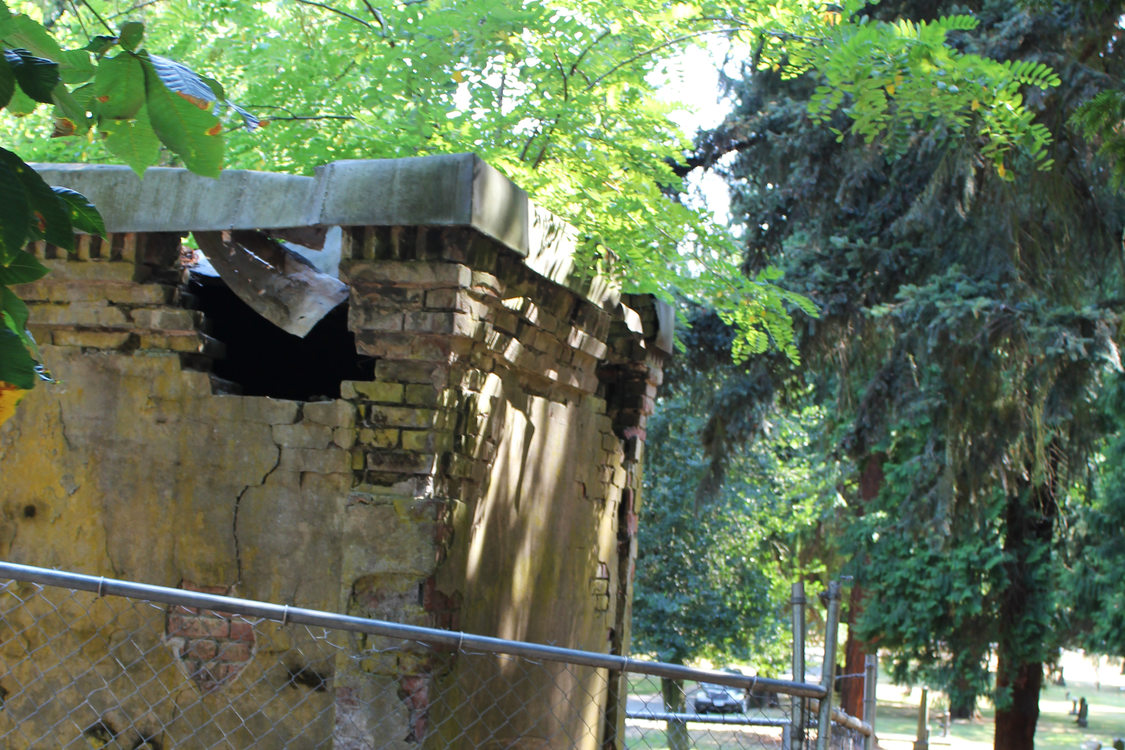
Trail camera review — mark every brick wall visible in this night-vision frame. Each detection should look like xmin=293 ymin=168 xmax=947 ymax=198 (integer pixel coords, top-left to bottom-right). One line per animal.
xmin=0 ymin=157 xmax=669 ymax=748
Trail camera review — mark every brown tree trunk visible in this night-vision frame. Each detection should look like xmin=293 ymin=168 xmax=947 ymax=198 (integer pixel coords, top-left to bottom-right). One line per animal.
xmin=839 ymin=455 xmax=885 ymax=720
xmin=993 ymin=462 xmax=1057 ymax=750
xmin=840 ymin=585 xmax=867 ymax=719
xmin=993 ymin=654 xmax=1042 ymax=750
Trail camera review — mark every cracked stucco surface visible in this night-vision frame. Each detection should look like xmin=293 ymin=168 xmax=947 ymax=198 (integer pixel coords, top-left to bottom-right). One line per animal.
xmin=0 ymin=348 xmax=352 ymax=609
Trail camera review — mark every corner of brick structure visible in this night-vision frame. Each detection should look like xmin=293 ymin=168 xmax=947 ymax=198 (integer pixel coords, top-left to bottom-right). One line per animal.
xmin=1 ymin=155 xmax=672 ymax=748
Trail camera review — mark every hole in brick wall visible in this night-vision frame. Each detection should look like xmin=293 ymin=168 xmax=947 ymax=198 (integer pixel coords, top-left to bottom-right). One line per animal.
xmin=185 ymin=274 xmax=373 ymax=401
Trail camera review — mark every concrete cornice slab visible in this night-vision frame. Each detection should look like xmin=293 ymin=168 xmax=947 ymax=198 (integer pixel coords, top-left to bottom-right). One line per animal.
xmin=312 ymin=154 xmax=531 ymax=255
xmin=31 ymin=164 xmax=316 ymax=232
xmin=32 ymin=154 xmax=627 ymax=309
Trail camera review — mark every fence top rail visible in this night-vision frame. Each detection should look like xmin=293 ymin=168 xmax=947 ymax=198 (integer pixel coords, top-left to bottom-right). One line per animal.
xmin=0 ymin=560 xmax=826 ymax=699
xmin=625 ymin=712 xmax=792 ymax=727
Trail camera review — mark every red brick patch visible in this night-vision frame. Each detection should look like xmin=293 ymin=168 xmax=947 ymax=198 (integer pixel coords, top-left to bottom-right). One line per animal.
xmin=398 ymin=674 xmax=430 ymax=742
xmin=165 ymin=581 xmax=255 ymax=693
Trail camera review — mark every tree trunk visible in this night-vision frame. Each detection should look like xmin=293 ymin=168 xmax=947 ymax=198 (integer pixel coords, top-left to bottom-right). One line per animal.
xmin=993 ymin=467 xmax=1057 ymax=750
xmin=840 ymin=455 xmax=885 ymax=719
xmin=661 ymin=677 xmax=689 ymax=750
xmin=994 ymin=654 xmax=1042 ymax=750
xmin=840 ymin=587 xmax=867 ymax=719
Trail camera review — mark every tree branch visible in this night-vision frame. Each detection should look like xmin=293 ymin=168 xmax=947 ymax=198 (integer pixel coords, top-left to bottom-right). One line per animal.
xmin=108 ymin=0 xmax=168 ymax=20
xmin=77 ymin=0 xmax=115 ymax=34
xmin=585 ymin=27 xmax=741 ymax=92
xmin=359 ymin=0 xmax=386 ymax=30
xmin=293 ymin=0 xmax=373 ymax=28
xmin=667 ymin=129 xmax=766 ymax=178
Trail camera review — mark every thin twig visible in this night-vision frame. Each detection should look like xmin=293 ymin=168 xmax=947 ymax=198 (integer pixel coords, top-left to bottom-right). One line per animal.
xmin=64 ymin=0 xmax=89 ymax=36
xmin=359 ymin=0 xmax=386 ymax=30
xmin=294 ymin=0 xmax=373 ymax=28
xmin=260 ymin=114 xmax=358 ymax=122
xmin=77 ymin=0 xmax=116 ymax=34
xmin=553 ymin=52 xmax=569 ymax=102
xmin=332 ymin=60 xmax=357 ymax=82
xmin=569 ymin=28 xmax=612 ymax=77
xmin=108 ymin=0 xmax=169 ymax=20
xmin=585 ymin=27 xmax=743 ymax=91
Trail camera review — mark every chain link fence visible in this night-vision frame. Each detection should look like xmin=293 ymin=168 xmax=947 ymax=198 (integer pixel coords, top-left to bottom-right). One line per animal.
xmin=0 ymin=562 xmax=862 ymax=749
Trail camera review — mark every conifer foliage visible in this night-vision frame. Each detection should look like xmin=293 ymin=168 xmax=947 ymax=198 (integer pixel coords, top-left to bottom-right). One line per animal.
xmin=693 ymin=0 xmax=1125 ymax=745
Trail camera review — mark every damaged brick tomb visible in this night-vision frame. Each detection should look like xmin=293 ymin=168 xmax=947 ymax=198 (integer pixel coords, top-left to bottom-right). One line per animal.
xmin=0 ymin=155 xmax=671 ymax=747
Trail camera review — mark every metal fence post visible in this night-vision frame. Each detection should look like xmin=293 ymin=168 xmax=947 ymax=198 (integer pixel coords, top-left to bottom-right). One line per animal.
xmin=863 ymin=654 xmax=877 ymax=750
xmin=815 ymin=580 xmax=841 ymax=750
xmin=791 ymin=581 xmax=807 ymax=750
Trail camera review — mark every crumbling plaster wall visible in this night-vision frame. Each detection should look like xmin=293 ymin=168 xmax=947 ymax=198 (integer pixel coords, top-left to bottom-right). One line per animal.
xmin=0 ymin=155 xmax=670 ymax=748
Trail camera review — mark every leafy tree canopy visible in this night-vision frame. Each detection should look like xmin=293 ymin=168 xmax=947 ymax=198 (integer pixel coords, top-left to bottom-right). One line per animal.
xmin=2 ymin=0 xmax=1073 ymax=390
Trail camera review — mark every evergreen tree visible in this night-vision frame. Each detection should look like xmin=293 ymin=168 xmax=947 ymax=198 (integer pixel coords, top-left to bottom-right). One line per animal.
xmin=691 ymin=0 xmax=1125 ymax=745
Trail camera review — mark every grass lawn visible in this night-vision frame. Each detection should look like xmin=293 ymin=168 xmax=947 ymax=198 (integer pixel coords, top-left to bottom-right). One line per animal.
xmin=875 ymin=653 xmax=1125 ymax=749
xmin=624 ymin=653 xmax=1125 ymax=749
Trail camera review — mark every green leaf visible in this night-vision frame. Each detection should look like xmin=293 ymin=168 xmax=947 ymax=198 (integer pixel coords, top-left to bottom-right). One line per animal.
xmin=0 ymin=13 xmax=62 ymax=60
xmin=0 ymin=146 xmax=73 ymax=249
xmin=1 ymin=286 xmax=29 ymax=335
xmin=5 ymin=78 xmax=36 ymax=115
xmin=52 ymin=187 xmax=105 ymax=236
xmin=0 ymin=327 xmax=36 ymax=390
xmin=5 ymin=47 xmax=58 ymax=103
xmin=51 ymin=85 xmax=90 ymax=135
xmin=93 ymin=52 xmax=144 ymax=120
xmin=146 ymin=53 xmax=218 ymax=109
xmin=142 ymin=56 xmax=223 ymax=176
xmin=102 ymin=104 xmax=160 ymax=176
xmin=84 ymin=35 xmax=118 ymax=57
xmin=56 ymin=48 xmax=94 ymax=84
xmin=118 ymin=21 xmax=144 ymax=52
xmin=0 ymin=155 xmax=30 ymax=260
xmin=0 ymin=250 xmax=48 ymax=285
xmin=0 ymin=48 xmax=13 ymax=108
xmin=199 ymin=73 xmax=224 ymax=100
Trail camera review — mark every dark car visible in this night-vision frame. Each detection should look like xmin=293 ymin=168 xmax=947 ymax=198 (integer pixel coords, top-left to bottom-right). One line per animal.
xmin=691 ymin=672 xmax=747 ymax=714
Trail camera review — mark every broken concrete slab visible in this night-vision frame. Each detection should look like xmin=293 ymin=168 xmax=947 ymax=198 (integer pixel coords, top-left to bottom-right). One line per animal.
xmin=194 ymin=231 xmax=349 ymax=338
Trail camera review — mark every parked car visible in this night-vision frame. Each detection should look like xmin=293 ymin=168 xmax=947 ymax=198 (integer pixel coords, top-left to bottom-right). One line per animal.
xmin=691 ymin=670 xmax=747 ymax=714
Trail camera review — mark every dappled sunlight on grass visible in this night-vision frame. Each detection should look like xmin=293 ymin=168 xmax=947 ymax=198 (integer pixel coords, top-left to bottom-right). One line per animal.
xmin=874 ymin=654 xmax=1125 ymax=750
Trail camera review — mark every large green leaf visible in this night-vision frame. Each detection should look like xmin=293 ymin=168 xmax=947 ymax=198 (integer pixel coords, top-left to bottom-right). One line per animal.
xmin=0 ymin=327 xmax=35 ymax=390
xmin=118 ymin=22 xmax=144 ymax=52
xmin=5 ymin=47 xmax=58 ymax=103
xmin=0 ymin=155 xmax=29 ymax=261
xmin=0 ymin=48 xmax=13 ymax=108
xmin=83 ymin=35 xmax=118 ymax=57
xmin=0 ymin=250 xmax=48 ymax=285
xmin=146 ymin=53 xmax=218 ymax=109
xmin=0 ymin=147 xmax=73 ymax=250
xmin=56 ymin=48 xmax=94 ymax=84
xmin=51 ymin=84 xmax=90 ymax=135
xmin=1 ymin=286 xmax=29 ymax=336
xmin=5 ymin=77 xmax=35 ymax=115
xmin=0 ymin=13 xmax=63 ymax=61
xmin=142 ymin=56 xmax=223 ymax=176
xmin=102 ymin=104 xmax=160 ymax=176
xmin=93 ymin=53 xmax=144 ymax=120
xmin=52 ymin=187 xmax=105 ymax=236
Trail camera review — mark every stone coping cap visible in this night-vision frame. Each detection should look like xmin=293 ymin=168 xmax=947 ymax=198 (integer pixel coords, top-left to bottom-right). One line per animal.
xmin=34 ymin=154 xmax=527 ymax=238
xmin=33 ymin=154 xmax=672 ymax=346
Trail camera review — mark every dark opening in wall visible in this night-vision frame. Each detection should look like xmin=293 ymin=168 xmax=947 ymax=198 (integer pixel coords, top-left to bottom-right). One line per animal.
xmin=186 ymin=274 xmax=374 ymax=401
